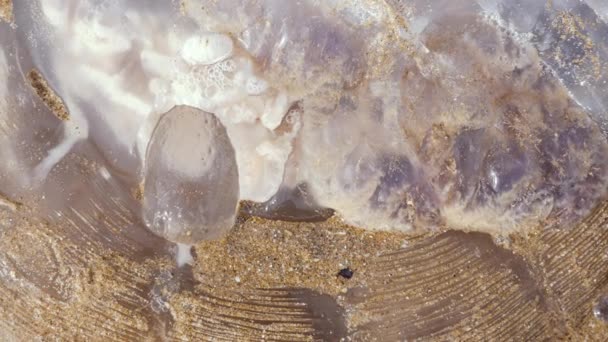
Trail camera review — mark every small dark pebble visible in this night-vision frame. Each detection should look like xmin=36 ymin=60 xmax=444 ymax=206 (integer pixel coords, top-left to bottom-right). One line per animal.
xmin=338 ymin=268 xmax=354 ymax=279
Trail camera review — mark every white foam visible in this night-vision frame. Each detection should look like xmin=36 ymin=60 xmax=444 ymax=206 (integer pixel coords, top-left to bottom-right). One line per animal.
xmin=245 ymin=76 xmax=269 ymax=95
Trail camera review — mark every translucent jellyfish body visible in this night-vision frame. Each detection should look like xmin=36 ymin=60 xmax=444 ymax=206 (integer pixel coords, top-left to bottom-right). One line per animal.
xmin=6 ymin=0 xmax=608 ymax=239
xmin=142 ymin=106 xmax=239 ymax=244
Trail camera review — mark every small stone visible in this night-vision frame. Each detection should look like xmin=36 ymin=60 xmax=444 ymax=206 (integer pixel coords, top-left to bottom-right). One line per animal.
xmin=337 ymin=268 xmax=354 ymax=279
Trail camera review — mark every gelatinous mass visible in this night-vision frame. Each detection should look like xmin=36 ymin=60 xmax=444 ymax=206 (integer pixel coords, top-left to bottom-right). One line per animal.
xmin=143 ymin=106 xmax=239 ymax=244
xmin=2 ymin=0 xmax=608 ymax=242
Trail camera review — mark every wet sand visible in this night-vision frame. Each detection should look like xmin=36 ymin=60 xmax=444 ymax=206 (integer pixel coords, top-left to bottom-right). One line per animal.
xmin=2 ymin=194 xmax=608 ymax=340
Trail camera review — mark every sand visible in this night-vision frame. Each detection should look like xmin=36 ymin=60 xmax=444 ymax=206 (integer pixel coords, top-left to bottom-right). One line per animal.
xmin=1 ymin=192 xmax=608 ymax=340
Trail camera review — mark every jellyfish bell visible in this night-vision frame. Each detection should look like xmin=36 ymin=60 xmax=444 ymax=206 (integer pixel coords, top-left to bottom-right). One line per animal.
xmin=7 ymin=0 xmax=608 ymax=240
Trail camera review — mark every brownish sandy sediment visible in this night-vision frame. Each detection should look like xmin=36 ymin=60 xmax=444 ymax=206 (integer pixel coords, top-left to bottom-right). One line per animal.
xmin=194 ymin=215 xmax=420 ymax=296
xmin=27 ymin=69 xmax=71 ymax=121
xmin=0 ymin=0 xmax=12 ymax=23
xmin=2 ymin=194 xmax=608 ymax=340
